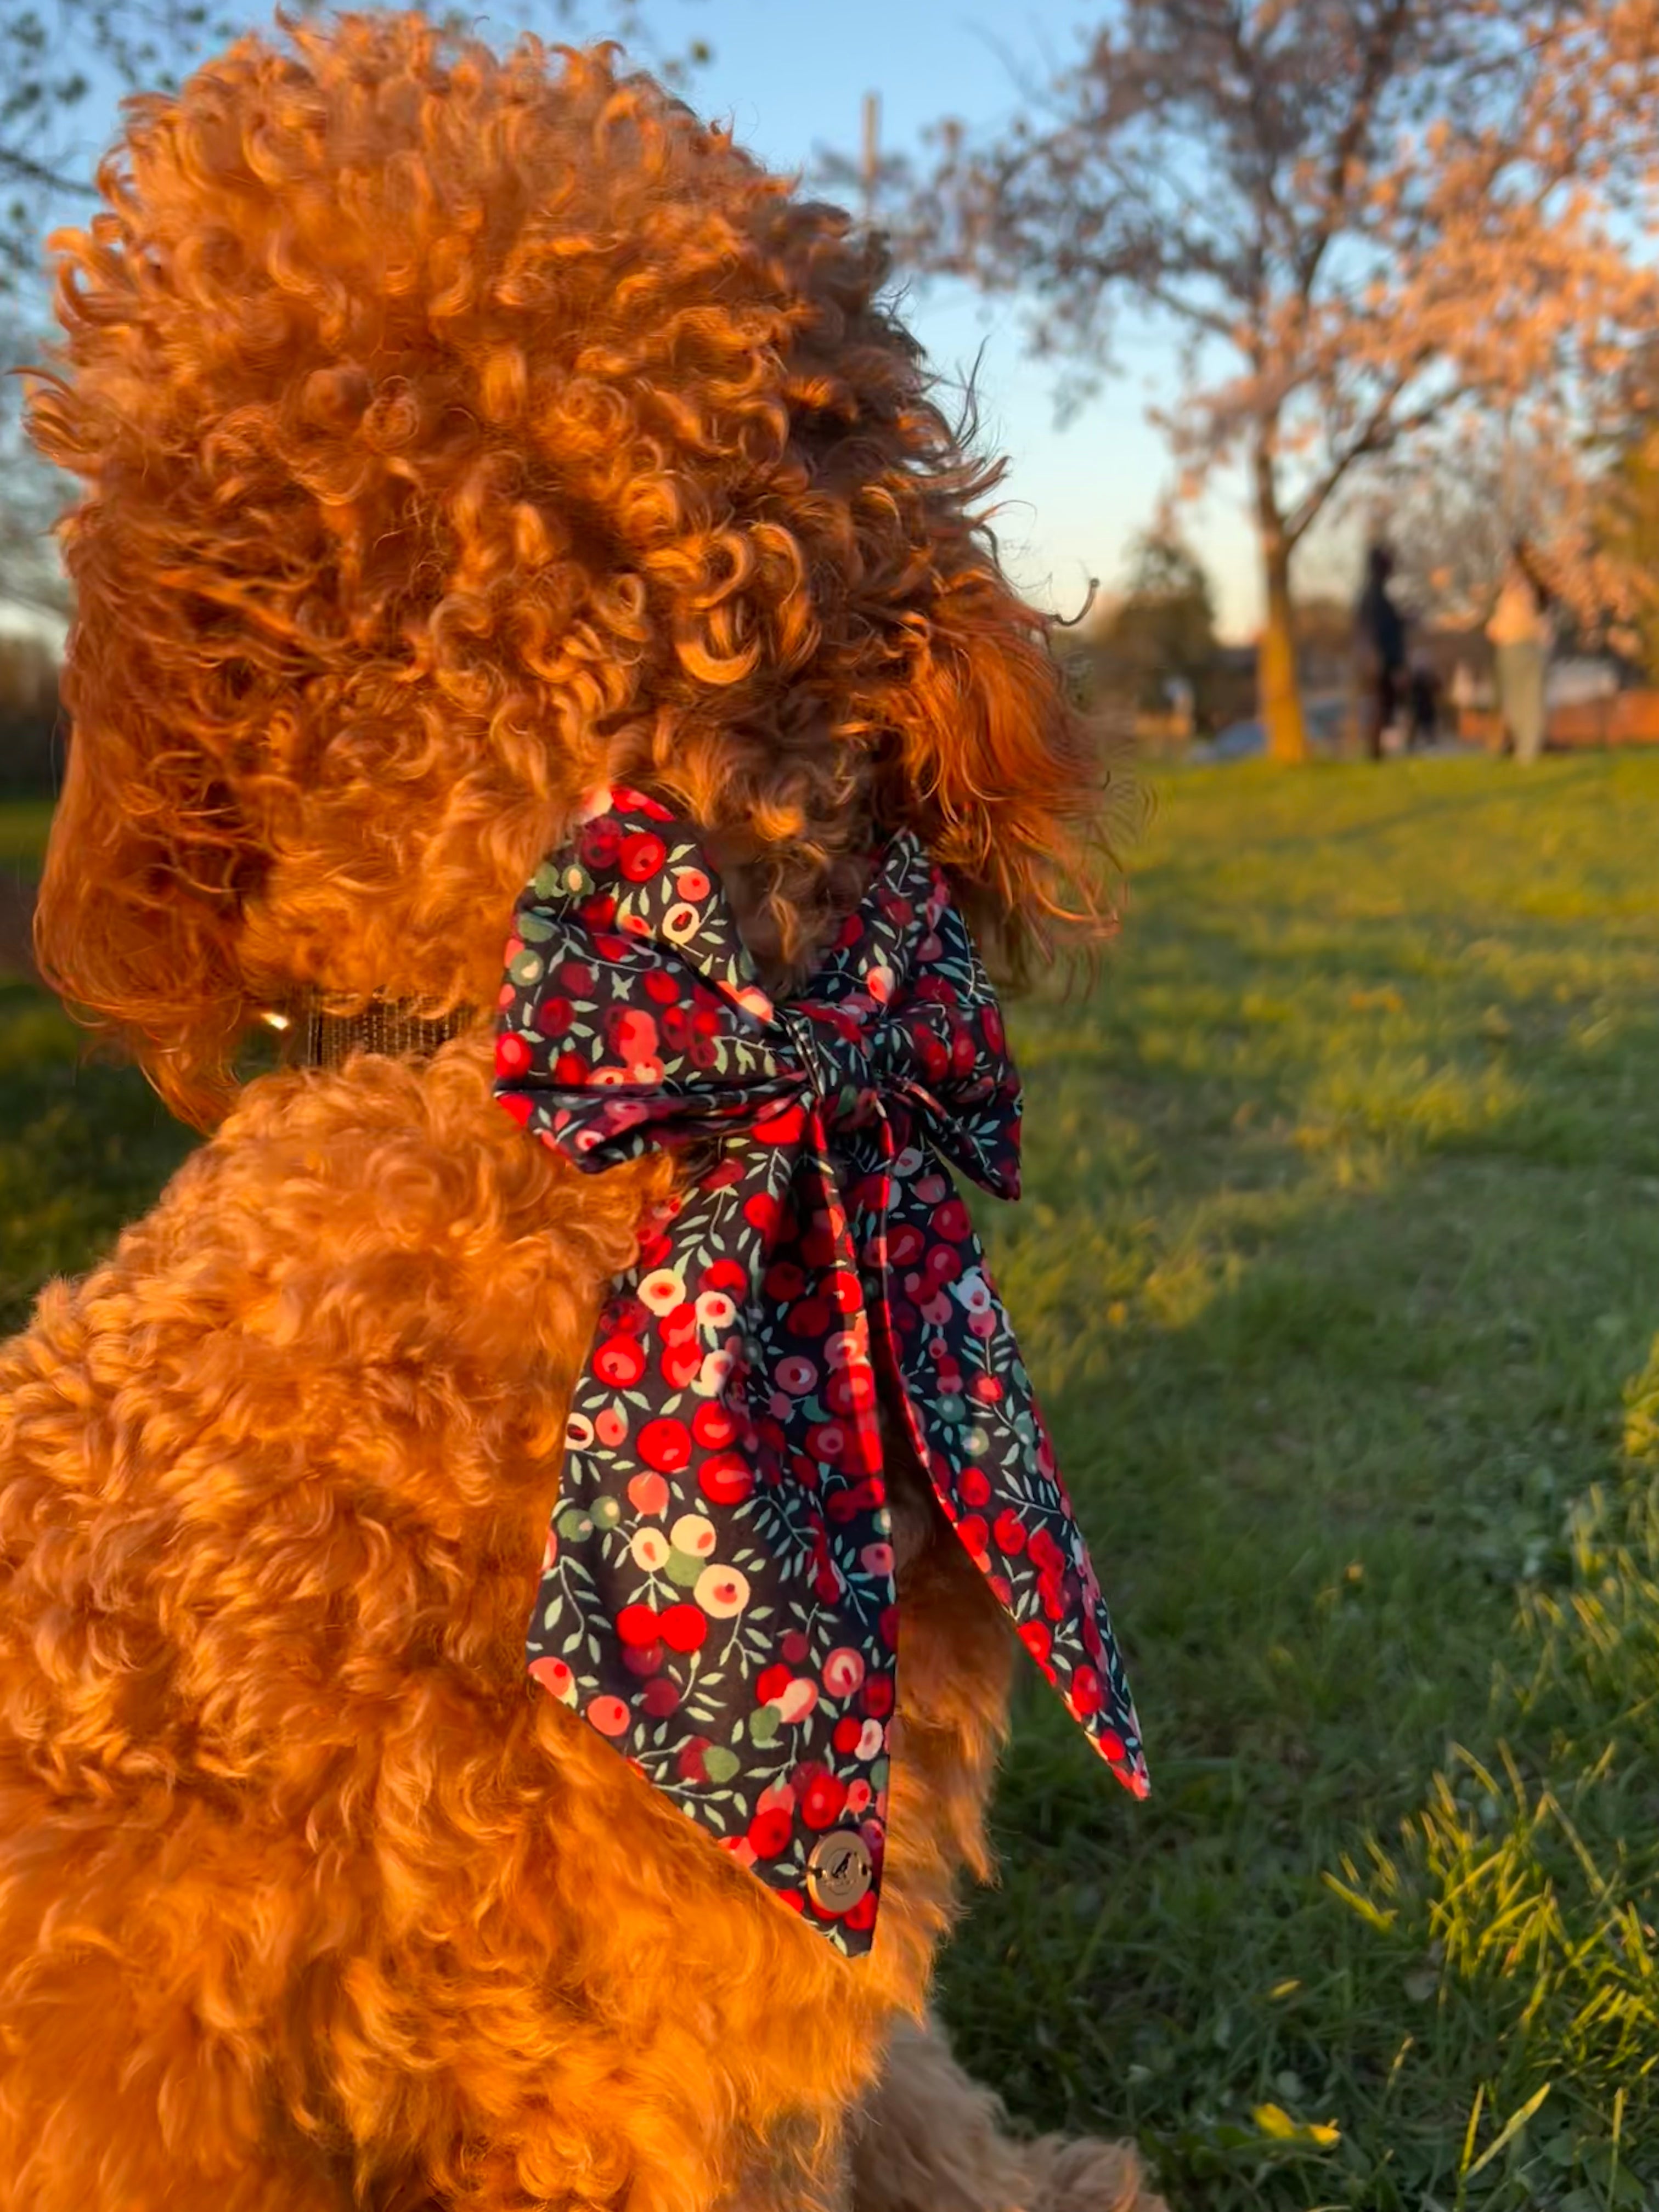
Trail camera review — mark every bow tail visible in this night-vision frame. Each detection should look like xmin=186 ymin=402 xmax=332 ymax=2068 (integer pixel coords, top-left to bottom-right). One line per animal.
xmin=524 ymin=1127 xmax=898 ymax=1956
xmin=853 ymin=1126 xmax=1150 ymax=1803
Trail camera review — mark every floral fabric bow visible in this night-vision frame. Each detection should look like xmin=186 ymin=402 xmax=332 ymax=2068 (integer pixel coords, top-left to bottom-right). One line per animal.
xmin=494 ymin=787 xmax=1148 ymax=1956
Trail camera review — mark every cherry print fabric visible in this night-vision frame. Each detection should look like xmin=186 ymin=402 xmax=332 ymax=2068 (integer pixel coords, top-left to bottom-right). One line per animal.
xmin=494 ymin=786 xmax=1148 ymax=1957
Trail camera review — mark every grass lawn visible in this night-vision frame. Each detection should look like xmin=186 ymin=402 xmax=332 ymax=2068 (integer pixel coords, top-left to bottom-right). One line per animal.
xmin=2 ymin=759 xmax=1658 ymax=2205
xmin=952 ymin=753 xmax=1659 ymax=2209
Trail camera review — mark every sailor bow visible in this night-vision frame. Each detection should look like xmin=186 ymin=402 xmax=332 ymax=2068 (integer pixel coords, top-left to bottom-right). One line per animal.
xmin=494 ymin=786 xmax=1147 ymax=1956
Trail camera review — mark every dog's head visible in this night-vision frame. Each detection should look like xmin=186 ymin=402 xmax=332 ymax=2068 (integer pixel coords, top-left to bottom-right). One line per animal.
xmin=29 ymin=10 xmax=1109 ymax=1126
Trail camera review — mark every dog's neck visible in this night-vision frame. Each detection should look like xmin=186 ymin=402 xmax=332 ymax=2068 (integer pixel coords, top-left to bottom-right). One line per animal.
xmin=295 ymin=819 xmax=872 ymax=1069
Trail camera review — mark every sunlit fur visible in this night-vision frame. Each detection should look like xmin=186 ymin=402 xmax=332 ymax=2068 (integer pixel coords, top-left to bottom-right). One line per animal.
xmin=0 ymin=13 xmax=1158 ymax=2209
xmin=26 ymin=9 xmax=1109 ymax=1131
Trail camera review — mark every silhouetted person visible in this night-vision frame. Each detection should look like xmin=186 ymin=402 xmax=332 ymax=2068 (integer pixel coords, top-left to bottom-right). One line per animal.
xmin=1356 ymin=543 xmax=1407 ymax=760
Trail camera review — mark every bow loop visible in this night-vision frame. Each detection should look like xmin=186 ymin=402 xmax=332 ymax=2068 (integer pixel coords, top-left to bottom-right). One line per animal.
xmin=493 ymin=787 xmax=1147 ymax=1960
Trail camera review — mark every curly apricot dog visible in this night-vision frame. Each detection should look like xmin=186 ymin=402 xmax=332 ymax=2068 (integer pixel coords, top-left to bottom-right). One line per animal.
xmin=0 ymin=14 xmax=1161 ymax=2210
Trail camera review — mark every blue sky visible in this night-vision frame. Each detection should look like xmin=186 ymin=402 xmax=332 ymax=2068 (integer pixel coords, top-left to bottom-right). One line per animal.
xmin=37 ymin=0 xmax=1268 ymax=633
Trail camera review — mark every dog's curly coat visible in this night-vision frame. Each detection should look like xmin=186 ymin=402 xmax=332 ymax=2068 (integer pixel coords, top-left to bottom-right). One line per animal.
xmin=0 ymin=15 xmax=1162 ymax=2209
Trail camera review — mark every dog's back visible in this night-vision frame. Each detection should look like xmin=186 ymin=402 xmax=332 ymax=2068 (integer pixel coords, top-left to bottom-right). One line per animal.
xmin=0 ymin=1047 xmax=1015 ymax=2210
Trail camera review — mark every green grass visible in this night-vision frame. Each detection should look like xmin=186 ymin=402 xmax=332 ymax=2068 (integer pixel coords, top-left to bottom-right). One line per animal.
xmin=948 ymin=753 xmax=1659 ymax=2207
xmin=5 ymin=765 xmax=1659 ymax=2202
xmin=0 ymin=803 xmax=194 ymax=1331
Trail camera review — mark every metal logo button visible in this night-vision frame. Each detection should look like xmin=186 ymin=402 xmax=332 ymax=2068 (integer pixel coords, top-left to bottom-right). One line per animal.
xmin=804 ymin=1828 xmax=873 ymax=1914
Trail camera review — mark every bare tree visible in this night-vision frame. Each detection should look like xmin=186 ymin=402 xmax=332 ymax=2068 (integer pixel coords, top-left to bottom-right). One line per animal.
xmin=878 ymin=1 xmax=1659 ymax=761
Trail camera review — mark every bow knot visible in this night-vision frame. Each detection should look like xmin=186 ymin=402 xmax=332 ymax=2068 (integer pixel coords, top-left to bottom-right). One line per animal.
xmin=493 ymin=787 xmax=1148 ymax=1961
xmin=780 ymin=1003 xmax=882 ymax=1129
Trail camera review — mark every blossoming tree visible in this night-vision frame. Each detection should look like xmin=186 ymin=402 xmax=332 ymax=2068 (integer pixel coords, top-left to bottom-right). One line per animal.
xmin=883 ymin=0 xmax=1659 ymax=760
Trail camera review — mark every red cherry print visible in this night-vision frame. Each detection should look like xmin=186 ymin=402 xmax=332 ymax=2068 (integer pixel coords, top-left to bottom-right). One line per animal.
xmin=641 ymin=1677 xmax=681 ymax=1718
xmin=1069 ymin=1666 xmax=1103 ymax=1717
xmin=1019 ymin=1620 xmax=1053 ymax=1668
xmin=619 ymin=832 xmax=667 ymax=881
xmin=787 ymin=1297 xmax=834 ymax=1340
xmin=580 ymin=819 xmax=621 ymax=867
xmin=703 ymin=1257 xmax=749 ymax=1293
xmin=622 ymin=1640 xmax=664 ymax=1677
xmin=534 ymin=994 xmax=575 ymax=1037
xmin=697 ymin=1453 xmax=755 ymax=1507
xmin=958 ymin=1467 xmax=992 ymax=1508
xmin=617 ymin=1604 xmax=661 ymax=1648
xmin=677 ymin=1737 xmax=712 ymax=1785
xmin=800 ymin=1772 xmax=848 ymax=1830
xmin=833 ymin=1717 xmax=863 ymax=1754
xmin=752 ymin=1102 xmax=809 ymax=1147
xmin=861 ymin=1674 xmax=894 ymax=1718
xmin=1028 ymin=1526 xmax=1064 ymax=1577
xmin=660 ymin=1344 xmax=702 ymax=1390
xmin=659 ymin=1604 xmax=708 ymax=1655
xmin=638 ymin=1418 xmax=692 ymax=1473
xmin=992 ymin=1509 xmax=1027 ymax=1556
xmin=956 ymin=1515 xmax=990 ymax=1561
xmin=744 ymin=1193 xmax=782 ymax=1237
xmin=554 ymin=1051 xmax=588 ymax=1086
xmin=692 ymin=1402 xmax=740 ymax=1449
xmin=932 ymin=1197 xmax=970 ymax=1241
xmin=780 ymin=1630 xmax=810 ymax=1666
xmin=757 ymin=1664 xmax=792 ymax=1705
xmin=496 ymin=1032 xmax=533 ymax=1079
xmin=825 ymin=1364 xmax=876 ymax=1415
xmin=644 ymin=970 xmax=679 ymax=1005
xmin=594 ymin=1335 xmax=646 ymax=1387
xmin=748 ymin=1805 xmax=794 ymax=1858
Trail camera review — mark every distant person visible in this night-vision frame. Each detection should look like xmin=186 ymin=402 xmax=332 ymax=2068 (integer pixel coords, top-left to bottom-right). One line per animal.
xmin=1355 ymin=543 xmax=1407 ymax=760
xmin=1448 ymin=659 xmax=1476 ymax=734
xmin=1486 ymin=539 xmax=1554 ymax=764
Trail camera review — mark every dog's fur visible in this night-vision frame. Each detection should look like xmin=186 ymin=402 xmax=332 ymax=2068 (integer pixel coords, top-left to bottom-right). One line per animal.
xmin=0 ymin=16 xmax=1162 ymax=2209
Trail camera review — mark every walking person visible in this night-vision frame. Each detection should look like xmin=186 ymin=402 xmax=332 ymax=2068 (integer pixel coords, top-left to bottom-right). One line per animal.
xmin=1355 ymin=542 xmax=1407 ymax=760
xmin=1486 ymin=539 xmax=1554 ymax=764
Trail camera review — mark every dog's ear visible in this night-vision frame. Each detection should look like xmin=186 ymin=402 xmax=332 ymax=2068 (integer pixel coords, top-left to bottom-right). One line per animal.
xmin=33 ymin=689 xmax=253 ymax=1131
xmin=876 ymin=554 xmax=1118 ymax=977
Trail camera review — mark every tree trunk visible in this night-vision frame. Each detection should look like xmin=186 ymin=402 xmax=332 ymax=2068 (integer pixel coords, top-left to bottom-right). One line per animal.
xmin=1254 ymin=442 xmax=1308 ymax=765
